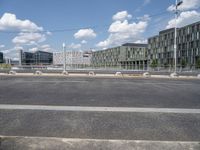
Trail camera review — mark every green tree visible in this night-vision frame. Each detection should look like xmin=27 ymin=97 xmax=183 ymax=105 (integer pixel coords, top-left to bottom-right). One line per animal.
xmin=196 ymin=58 xmax=200 ymax=69
xmin=150 ymin=59 xmax=158 ymax=68
xmin=181 ymin=59 xmax=186 ymax=68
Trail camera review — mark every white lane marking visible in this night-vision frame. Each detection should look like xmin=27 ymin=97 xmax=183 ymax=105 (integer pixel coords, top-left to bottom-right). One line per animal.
xmin=6 ymin=81 xmax=89 ymax=83
xmin=118 ymin=82 xmax=197 ymax=86
xmin=0 ymin=104 xmax=200 ymax=114
xmin=0 ymin=135 xmax=200 ymax=144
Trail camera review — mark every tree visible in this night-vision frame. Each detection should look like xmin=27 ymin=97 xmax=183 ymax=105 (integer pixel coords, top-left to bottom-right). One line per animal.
xmin=181 ymin=59 xmax=186 ymax=68
xmin=150 ymin=59 xmax=158 ymax=68
xmin=196 ymin=57 xmax=200 ymax=69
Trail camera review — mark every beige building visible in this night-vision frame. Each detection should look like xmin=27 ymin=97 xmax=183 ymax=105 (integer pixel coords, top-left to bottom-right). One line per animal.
xmin=53 ymin=51 xmax=92 ymax=67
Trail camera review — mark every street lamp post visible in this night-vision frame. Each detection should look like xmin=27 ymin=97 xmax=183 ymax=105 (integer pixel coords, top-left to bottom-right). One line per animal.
xmin=174 ymin=0 xmax=183 ymax=74
xmin=63 ymin=43 xmax=66 ymax=72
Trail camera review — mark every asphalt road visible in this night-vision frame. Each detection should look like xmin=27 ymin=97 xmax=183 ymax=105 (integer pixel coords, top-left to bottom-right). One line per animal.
xmin=0 ymin=76 xmax=200 ymax=108
xmin=0 ymin=76 xmax=200 ymax=143
xmin=1 ymin=109 xmax=200 ymax=141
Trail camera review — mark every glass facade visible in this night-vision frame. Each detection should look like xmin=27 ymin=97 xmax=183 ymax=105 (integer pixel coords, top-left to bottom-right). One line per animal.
xmin=21 ymin=51 xmax=53 ymax=65
xmin=0 ymin=52 xmax=3 ymax=63
xmin=91 ymin=43 xmax=148 ymax=69
xmin=148 ymin=21 xmax=200 ymax=69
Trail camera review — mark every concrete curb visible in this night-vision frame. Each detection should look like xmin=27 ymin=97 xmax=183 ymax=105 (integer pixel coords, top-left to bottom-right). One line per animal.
xmin=0 ymin=136 xmax=199 ymax=150
xmin=0 ymin=73 xmax=199 ymax=79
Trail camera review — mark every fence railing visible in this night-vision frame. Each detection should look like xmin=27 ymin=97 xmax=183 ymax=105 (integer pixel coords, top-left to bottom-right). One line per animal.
xmin=0 ymin=63 xmax=200 ymax=73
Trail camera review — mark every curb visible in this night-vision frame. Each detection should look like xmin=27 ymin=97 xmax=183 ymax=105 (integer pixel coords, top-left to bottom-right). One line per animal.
xmin=0 ymin=136 xmax=200 ymax=150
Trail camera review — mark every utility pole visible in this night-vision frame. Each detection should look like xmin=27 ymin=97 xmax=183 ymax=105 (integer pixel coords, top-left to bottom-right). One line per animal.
xmin=63 ymin=43 xmax=66 ymax=72
xmin=174 ymin=0 xmax=183 ymax=74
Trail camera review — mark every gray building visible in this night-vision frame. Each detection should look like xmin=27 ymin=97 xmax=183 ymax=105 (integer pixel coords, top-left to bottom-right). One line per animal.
xmin=20 ymin=50 xmax=53 ymax=65
xmin=148 ymin=21 xmax=200 ymax=69
xmin=0 ymin=52 xmax=3 ymax=63
xmin=92 ymin=43 xmax=148 ymax=70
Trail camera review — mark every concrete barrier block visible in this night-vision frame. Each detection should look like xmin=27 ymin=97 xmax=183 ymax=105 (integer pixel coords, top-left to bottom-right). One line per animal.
xmin=170 ymin=72 xmax=178 ymax=78
xmin=35 ymin=71 xmax=42 ymax=75
xmin=143 ymin=72 xmax=151 ymax=78
xmin=88 ymin=71 xmax=95 ymax=76
xmin=9 ymin=70 xmax=16 ymax=75
xmin=115 ymin=72 xmax=123 ymax=76
xmin=62 ymin=71 xmax=69 ymax=75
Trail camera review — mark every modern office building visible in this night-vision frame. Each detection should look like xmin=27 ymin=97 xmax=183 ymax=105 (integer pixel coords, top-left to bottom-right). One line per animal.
xmin=34 ymin=51 xmax=53 ymax=65
xmin=53 ymin=51 xmax=92 ymax=67
xmin=20 ymin=50 xmax=53 ymax=65
xmin=0 ymin=52 xmax=3 ymax=63
xmin=148 ymin=21 xmax=200 ymax=69
xmin=91 ymin=43 xmax=148 ymax=70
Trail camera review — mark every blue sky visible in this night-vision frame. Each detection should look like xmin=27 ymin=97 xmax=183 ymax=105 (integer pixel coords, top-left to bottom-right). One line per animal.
xmin=0 ymin=0 xmax=200 ymax=59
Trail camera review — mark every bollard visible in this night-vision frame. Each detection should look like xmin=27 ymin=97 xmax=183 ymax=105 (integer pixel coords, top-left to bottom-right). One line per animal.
xmin=143 ymin=72 xmax=151 ymax=78
xmin=170 ymin=72 xmax=178 ymax=78
xmin=35 ymin=70 xmax=42 ymax=75
xmin=88 ymin=71 xmax=95 ymax=76
xmin=62 ymin=71 xmax=69 ymax=75
xmin=115 ymin=72 xmax=123 ymax=76
xmin=9 ymin=70 xmax=16 ymax=75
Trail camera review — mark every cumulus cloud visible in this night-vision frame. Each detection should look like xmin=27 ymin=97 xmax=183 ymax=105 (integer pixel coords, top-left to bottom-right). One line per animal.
xmin=12 ymin=32 xmax=46 ymax=45
xmin=0 ymin=45 xmax=5 ymax=48
xmin=28 ymin=44 xmax=53 ymax=53
xmin=135 ymin=39 xmax=148 ymax=44
xmin=96 ymin=11 xmax=149 ymax=48
xmin=0 ymin=46 xmax=22 ymax=54
xmin=0 ymin=13 xmax=43 ymax=32
xmin=143 ymin=0 xmax=151 ymax=6
xmin=74 ymin=29 xmax=96 ymax=39
xmin=68 ymin=43 xmax=82 ymax=49
xmin=81 ymin=40 xmax=87 ymax=44
xmin=40 ymin=44 xmax=52 ymax=52
xmin=0 ymin=49 xmax=11 ymax=54
xmin=167 ymin=0 xmax=200 ymax=11
xmin=112 ymin=11 xmax=132 ymax=21
xmin=166 ymin=10 xmax=200 ymax=29
xmin=29 ymin=47 xmax=38 ymax=52
xmin=46 ymin=31 xmax=52 ymax=35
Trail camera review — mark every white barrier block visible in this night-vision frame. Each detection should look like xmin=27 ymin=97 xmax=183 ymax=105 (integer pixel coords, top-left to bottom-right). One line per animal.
xmin=35 ymin=70 xmax=42 ymax=75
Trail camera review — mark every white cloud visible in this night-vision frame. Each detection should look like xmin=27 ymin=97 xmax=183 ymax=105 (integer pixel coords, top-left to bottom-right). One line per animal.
xmin=12 ymin=32 xmax=46 ymax=45
xmin=1 ymin=49 xmax=11 ymax=54
xmin=143 ymin=0 xmax=151 ymax=6
xmin=166 ymin=10 xmax=200 ymax=29
xmin=14 ymin=46 xmax=23 ymax=50
xmin=28 ymin=44 xmax=53 ymax=53
xmin=97 ymin=12 xmax=149 ymax=48
xmin=46 ymin=31 xmax=52 ymax=35
xmin=0 ymin=13 xmax=43 ymax=32
xmin=0 ymin=45 xmax=5 ymax=48
xmin=167 ymin=0 xmax=200 ymax=11
xmin=135 ymin=39 xmax=148 ymax=44
xmin=0 ymin=46 xmax=22 ymax=54
xmin=29 ymin=47 xmax=38 ymax=52
xmin=68 ymin=43 xmax=82 ymax=49
xmin=137 ymin=14 xmax=151 ymax=22
xmin=40 ymin=44 xmax=52 ymax=52
xmin=74 ymin=29 xmax=96 ymax=39
xmin=81 ymin=40 xmax=87 ymax=44
xmin=112 ymin=11 xmax=132 ymax=21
